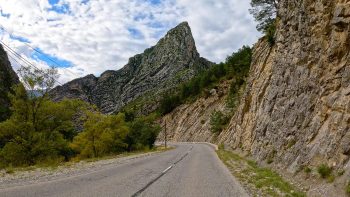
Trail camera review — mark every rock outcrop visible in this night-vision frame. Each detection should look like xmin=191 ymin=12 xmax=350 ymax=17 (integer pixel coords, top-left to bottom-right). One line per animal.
xmin=159 ymin=81 xmax=231 ymax=142
xmin=50 ymin=22 xmax=212 ymax=114
xmin=0 ymin=44 xmax=20 ymax=121
xmin=220 ymin=0 xmax=350 ymax=172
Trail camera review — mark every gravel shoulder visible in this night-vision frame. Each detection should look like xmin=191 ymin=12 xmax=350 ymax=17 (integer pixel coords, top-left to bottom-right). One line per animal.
xmin=0 ymin=150 xmax=164 ymax=189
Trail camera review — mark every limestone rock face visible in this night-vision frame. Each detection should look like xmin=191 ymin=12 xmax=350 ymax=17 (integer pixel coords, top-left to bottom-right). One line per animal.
xmin=219 ymin=0 xmax=350 ymax=173
xmin=0 ymin=44 xmax=19 ymax=121
xmin=159 ymin=81 xmax=230 ymax=142
xmin=50 ymin=22 xmax=212 ymax=114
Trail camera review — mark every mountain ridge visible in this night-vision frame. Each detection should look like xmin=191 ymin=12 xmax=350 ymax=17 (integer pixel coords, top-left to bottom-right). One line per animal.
xmin=50 ymin=22 xmax=212 ymax=114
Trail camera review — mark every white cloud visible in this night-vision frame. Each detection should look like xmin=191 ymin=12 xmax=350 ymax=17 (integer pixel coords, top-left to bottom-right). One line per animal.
xmin=0 ymin=0 xmax=261 ymax=84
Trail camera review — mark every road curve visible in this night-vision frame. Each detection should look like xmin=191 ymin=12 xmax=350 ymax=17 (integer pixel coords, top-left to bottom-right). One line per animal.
xmin=1 ymin=143 xmax=248 ymax=197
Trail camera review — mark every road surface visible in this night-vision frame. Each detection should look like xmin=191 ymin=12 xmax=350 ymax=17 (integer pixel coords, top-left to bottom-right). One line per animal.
xmin=1 ymin=143 xmax=248 ymax=197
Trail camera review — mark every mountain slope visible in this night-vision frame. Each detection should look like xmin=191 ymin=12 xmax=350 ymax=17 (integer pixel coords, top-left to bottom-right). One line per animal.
xmin=50 ymin=22 xmax=212 ymax=114
xmin=0 ymin=44 xmax=20 ymax=121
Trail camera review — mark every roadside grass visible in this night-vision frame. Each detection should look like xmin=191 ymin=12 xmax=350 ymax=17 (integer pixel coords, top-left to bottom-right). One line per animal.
xmin=217 ymin=149 xmax=306 ymax=197
xmin=1 ymin=146 xmax=173 ymax=174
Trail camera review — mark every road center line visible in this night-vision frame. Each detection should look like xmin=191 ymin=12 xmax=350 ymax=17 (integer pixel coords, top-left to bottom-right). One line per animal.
xmin=162 ymin=165 xmax=173 ymax=173
xmin=131 ymin=146 xmax=193 ymax=197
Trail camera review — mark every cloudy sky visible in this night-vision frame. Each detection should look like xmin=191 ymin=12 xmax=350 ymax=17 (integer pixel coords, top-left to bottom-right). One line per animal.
xmin=0 ymin=0 xmax=261 ymax=84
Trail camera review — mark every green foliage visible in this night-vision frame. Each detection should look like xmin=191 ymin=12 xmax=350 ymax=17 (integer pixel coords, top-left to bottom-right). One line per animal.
xmin=159 ymin=46 xmax=252 ymax=115
xmin=70 ymin=113 xmax=129 ymax=158
xmin=346 ymin=182 xmax=350 ymax=196
xmin=226 ymin=46 xmax=252 ymax=109
xmin=249 ymin=0 xmax=278 ymax=32
xmin=0 ymin=66 xmax=163 ymax=168
xmin=126 ymin=114 xmax=161 ymax=151
xmin=0 ymin=104 xmax=11 ymax=122
xmin=159 ymin=94 xmax=181 ymax=115
xmin=249 ymin=0 xmax=278 ymax=45
xmin=266 ymin=149 xmax=276 ymax=164
xmin=304 ymin=166 xmax=312 ymax=174
xmin=0 ymin=84 xmax=86 ymax=167
xmin=266 ymin=21 xmax=276 ymax=46
xmin=317 ymin=164 xmax=332 ymax=178
xmin=210 ymin=110 xmax=229 ymax=134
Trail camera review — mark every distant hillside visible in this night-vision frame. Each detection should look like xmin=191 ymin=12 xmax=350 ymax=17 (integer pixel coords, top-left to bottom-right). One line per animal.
xmin=50 ymin=22 xmax=212 ymax=114
xmin=0 ymin=44 xmax=19 ymax=121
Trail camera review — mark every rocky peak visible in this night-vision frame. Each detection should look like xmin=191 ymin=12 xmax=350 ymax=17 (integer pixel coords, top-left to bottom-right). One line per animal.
xmin=50 ymin=22 xmax=212 ymax=114
xmin=0 ymin=44 xmax=20 ymax=121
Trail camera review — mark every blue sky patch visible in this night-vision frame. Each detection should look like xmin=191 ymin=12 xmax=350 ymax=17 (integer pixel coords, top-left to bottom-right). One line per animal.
xmin=31 ymin=48 xmax=72 ymax=68
xmin=81 ymin=0 xmax=89 ymax=5
xmin=48 ymin=1 xmax=71 ymax=14
xmin=148 ymin=0 xmax=161 ymax=5
xmin=0 ymin=10 xmax=10 ymax=18
xmin=128 ymin=28 xmax=144 ymax=39
xmin=9 ymin=34 xmax=31 ymax=43
xmin=48 ymin=0 xmax=60 ymax=5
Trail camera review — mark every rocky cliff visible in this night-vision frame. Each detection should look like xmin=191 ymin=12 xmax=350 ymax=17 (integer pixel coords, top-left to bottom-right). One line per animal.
xmin=220 ymin=0 xmax=350 ymax=172
xmin=50 ymin=22 xmax=212 ymax=114
xmin=0 ymin=44 xmax=19 ymax=121
xmin=159 ymin=80 xmax=231 ymax=142
xmin=161 ymin=1 xmax=350 ymax=195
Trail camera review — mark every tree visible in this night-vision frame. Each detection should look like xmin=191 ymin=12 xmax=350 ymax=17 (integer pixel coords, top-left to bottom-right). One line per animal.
xmin=126 ymin=115 xmax=160 ymax=151
xmin=159 ymin=94 xmax=181 ymax=115
xmin=249 ymin=0 xmax=279 ymax=32
xmin=70 ymin=113 xmax=129 ymax=158
xmin=0 ymin=66 xmax=87 ymax=167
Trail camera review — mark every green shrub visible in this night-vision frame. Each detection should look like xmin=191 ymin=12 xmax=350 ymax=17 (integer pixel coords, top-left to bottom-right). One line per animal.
xmin=317 ymin=164 xmax=332 ymax=178
xmin=210 ymin=111 xmax=229 ymax=134
xmin=218 ymin=144 xmax=225 ymax=150
xmin=266 ymin=149 xmax=276 ymax=164
xmin=304 ymin=166 xmax=312 ymax=174
xmin=200 ymin=120 xmax=205 ymax=124
xmin=346 ymin=182 xmax=350 ymax=196
xmin=126 ymin=115 xmax=161 ymax=151
xmin=265 ymin=21 xmax=276 ymax=46
xmin=159 ymin=94 xmax=181 ymax=115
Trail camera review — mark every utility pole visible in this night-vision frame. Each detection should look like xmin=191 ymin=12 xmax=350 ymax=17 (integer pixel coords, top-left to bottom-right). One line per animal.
xmin=164 ymin=119 xmax=167 ymax=148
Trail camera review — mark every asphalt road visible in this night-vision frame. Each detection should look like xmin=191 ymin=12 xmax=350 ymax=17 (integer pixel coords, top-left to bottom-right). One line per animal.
xmin=1 ymin=143 xmax=248 ymax=197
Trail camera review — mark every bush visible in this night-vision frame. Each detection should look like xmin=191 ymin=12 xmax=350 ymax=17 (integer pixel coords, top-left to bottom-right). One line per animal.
xmin=70 ymin=113 xmax=129 ymax=158
xmin=346 ymin=182 xmax=350 ymax=196
xmin=126 ymin=115 xmax=161 ymax=151
xmin=265 ymin=21 xmax=276 ymax=46
xmin=159 ymin=94 xmax=181 ymax=115
xmin=304 ymin=166 xmax=312 ymax=174
xmin=317 ymin=164 xmax=332 ymax=178
xmin=210 ymin=111 xmax=229 ymax=134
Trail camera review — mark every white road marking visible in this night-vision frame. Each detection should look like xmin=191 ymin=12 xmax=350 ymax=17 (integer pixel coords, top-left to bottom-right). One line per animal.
xmin=162 ymin=166 xmax=173 ymax=173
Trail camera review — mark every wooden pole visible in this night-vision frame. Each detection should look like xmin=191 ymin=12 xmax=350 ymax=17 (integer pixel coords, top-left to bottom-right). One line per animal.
xmin=164 ymin=119 xmax=167 ymax=148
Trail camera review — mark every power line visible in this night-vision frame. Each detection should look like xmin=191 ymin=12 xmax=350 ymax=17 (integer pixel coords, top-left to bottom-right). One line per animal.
xmin=1 ymin=40 xmax=63 ymax=85
xmin=0 ymin=24 xmax=78 ymax=77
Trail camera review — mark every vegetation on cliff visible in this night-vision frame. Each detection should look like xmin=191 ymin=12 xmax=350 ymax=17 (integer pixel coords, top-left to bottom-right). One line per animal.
xmin=250 ymin=0 xmax=278 ymax=45
xmin=159 ymin=46 xmax=252 ymax=117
